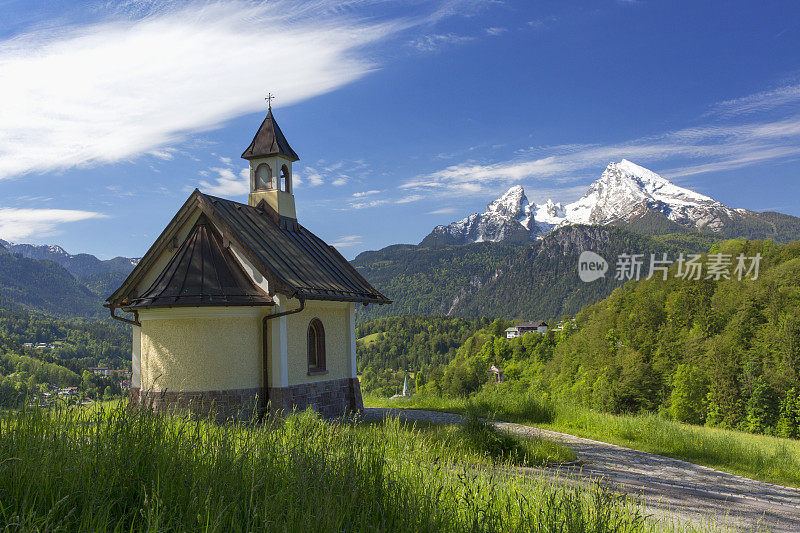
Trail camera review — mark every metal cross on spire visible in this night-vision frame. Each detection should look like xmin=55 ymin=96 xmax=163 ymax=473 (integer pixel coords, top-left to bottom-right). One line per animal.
xmin=265 ymin=92 xmax=275 ymax=111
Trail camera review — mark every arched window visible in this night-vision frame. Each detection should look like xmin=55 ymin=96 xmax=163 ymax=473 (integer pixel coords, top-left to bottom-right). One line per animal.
xmin=255 ymin=164 xmax=272 ymax=190
xmin=307 ymin=318 xmax=326 ymax=373
xmin=280 ymin=164 xmax=291 ymax=193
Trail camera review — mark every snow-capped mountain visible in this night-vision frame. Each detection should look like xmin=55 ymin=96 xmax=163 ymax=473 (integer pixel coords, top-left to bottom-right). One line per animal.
xmin=420 ymin=159 xmax=798 ymax=246
xmin=0 ymin=239 xmax=72 ymax=258
xmin=0 ymin=238 xmax=139 ymax=277
xmin=421 ymin=185 xmax=539 ymax=246
xmin=557 ymin=159 xmax=736 ymax=231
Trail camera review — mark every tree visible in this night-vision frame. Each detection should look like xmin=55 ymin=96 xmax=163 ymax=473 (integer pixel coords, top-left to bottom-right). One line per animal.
xmin=669 ymin=365 xmax=707 ymax=424
xmin=490 ymin=319 xmax=506 ymax=338
xmin=746 ymin=377 xmax=780 ymax=434
xmin=776 ymin=388 xmax=799 ymax=438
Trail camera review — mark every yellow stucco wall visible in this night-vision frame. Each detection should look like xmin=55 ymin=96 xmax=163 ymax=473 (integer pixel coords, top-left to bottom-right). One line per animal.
xmin=139 ymin=310 xmax=262 ymax=392
xmin=285 ymin=302 xmax=350 ymax=385
xmin=134 ymin=300 xmax=355 ymax=392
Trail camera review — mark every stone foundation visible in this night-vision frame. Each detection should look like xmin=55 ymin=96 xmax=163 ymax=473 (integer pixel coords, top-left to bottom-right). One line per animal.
xmin=128 ymin=386 xmax=140 ymax=403
xmin=270 ymin=377 xmax=363 ymax=418
xmin=131 ymin=387 xmax=262 ymax=421
xmin=128 ymin=378 xmax=363 ymax=420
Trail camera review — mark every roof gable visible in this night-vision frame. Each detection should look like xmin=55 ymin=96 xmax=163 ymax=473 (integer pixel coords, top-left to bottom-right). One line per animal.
xmin=127 ymin=219 xmax=273 ymax=309
xmin=517 ymin=321 xmax=547 ymax=328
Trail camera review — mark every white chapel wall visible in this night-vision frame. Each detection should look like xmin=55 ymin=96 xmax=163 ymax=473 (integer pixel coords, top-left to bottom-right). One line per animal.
xmin=285 ymin=300 xmax=351 ymax=385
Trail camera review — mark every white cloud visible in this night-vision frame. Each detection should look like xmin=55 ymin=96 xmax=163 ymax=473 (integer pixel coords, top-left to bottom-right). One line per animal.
xmin=148 ymin=148 xmax=177 ymax=160
xmin=409 ymin=33 xmax=474 ymax=52
xmin=0 ymin=0 xmax=400 ymax=180
xmin=350 ymin=198 xmax=388 ymax=209
xmin=395 ymin=194 xmax=424 ymax=204
xmin=0 ymin=208 xmax=107 ymax=241
xmin=299 ymin=159 xmax=368 ymax=188
xmin=198 ymin=167 xmax=249 ymax=196
xmin=299 ymin=168 xmax=325 ymax=187
xmin=708 ymin=83 xmax=800 ymax=117
xmin=402 ymin=113 xmax=800 ymax=199
xmin=352 ymin=190 xmax=381 ymax=197
xmin=427 ymin=207 xmax=457 ymax=215
xmin=330 ymin=234 xmax=362 ymax=247
xmin=485 ymin=27 xmax=507 ymax=36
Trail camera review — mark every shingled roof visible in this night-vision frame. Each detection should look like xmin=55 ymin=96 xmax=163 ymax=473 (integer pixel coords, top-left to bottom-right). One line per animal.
xmin=127 ymin=220 xmax=273 ymax=309
xmin=240 ymin=109 xmax=299 ymax=161
xmin=201 ymin=193 xmax=388 ymax=303
xmin=106 ymin=190 xmax=390 ymax=311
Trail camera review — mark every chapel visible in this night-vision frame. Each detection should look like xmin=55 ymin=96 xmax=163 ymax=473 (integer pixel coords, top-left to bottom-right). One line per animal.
xmin=105 ymin=106 xmax=390 ymax=419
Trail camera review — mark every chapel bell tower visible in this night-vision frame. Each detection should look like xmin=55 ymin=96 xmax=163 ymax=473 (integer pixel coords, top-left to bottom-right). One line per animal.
xmin=241 ymin=98 xmax=299 ymax=218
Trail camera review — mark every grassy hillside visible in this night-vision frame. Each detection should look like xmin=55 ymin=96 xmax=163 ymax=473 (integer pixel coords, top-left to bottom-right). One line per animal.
xmin=546 ymin=238 xmax=800 ymax=434
xmin=376 ymin=238 xmax=800 ymax=438
xmin=360 ymin=237 xmax=800 ymax=483
xmin=0 ymin=404 xmax=655 ymax=532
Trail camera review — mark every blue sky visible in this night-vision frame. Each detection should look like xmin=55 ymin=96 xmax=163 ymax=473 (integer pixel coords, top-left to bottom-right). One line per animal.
xmin=0 ymin=0 xmax=799 ymax=259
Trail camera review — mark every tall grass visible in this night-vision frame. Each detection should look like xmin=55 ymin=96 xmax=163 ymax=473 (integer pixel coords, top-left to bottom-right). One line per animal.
xmin=401 ymin=413 xmax=576 ymax=467
xmin=0 ymin=402 xmax=656 ymax=532
xmin=549 ymin=404 xmax=800 ymax=487
xmin=366 ymin=391 xmax=800 ymax=487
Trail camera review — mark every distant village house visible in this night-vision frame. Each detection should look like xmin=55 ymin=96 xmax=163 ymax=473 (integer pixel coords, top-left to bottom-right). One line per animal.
xmin=505 ymin=321 xmax=548 ymax=339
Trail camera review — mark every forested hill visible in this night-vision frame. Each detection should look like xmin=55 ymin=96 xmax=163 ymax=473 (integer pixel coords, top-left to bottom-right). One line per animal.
xmin=398 ymin=237 xmax=800 ymax=437
xmin=547 ymin=237 xmax=800 ymax=433
xmin=353 ymin=225 xmax=717 ymax=322
xmin=0 ymin=245 xmax=104 ymax=318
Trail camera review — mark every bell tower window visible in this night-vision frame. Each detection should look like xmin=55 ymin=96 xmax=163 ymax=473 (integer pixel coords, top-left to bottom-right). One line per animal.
xmin=255 ymin=163 xmax=272 ymax=190
xmin=280 ymin=164 xmax=291 ymax=193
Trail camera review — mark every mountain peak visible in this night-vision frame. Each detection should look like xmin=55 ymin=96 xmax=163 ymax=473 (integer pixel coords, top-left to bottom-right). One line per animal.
xmin=615 ymin=159 xmax=664 ymax=181
xmin=420 ymin=159 xmax=753 ymax=246
xmin=486 ymin=185 xmax=528 ymax=218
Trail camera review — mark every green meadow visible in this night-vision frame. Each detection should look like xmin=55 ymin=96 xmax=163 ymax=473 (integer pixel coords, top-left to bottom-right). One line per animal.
xmin=365 ymin=389 xmax=800 ymax=488
xmin=0 ymin=401 xmax=672 ymax=532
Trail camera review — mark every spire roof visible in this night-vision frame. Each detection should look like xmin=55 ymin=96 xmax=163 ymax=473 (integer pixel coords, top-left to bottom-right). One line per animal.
xmin=241 ymin=109 xmax=299 ymax=161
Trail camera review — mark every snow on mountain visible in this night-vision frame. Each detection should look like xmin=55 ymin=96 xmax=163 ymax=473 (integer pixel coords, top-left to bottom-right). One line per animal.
xmin=421 ymin=160 xmax=740 ymax=245
xmin=558 ymin=159 xmax=735 ymax=230
xmin=421 ymin=185 xmax=540 ymax=246
xmin=0 ymin=238 xmax=139 ymax=276
xmin=533 ymin=199 xmax=566 ymax=232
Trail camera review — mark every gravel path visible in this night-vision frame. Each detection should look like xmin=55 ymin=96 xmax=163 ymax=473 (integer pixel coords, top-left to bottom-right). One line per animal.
xmin=363 ymin=408 xmax=800 ymax=532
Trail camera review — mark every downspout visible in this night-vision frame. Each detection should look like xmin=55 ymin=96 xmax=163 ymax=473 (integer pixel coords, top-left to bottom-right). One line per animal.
xmin=260 ymin=298 xmax=305 ymax=418
xmin=109 ymin=306 xmax=140 ymax=327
